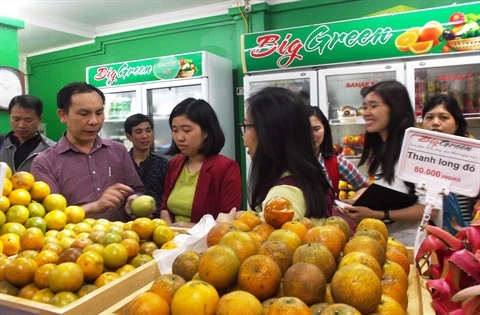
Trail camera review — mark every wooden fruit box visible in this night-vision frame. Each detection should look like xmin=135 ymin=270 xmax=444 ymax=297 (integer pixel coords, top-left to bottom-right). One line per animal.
xmin=101 ymin=247 xmax=435 ymax=315
xmin=0 ymin=258 xmax=160 ymax=315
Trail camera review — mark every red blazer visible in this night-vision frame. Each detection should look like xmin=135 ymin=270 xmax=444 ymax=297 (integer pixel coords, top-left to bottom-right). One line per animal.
xmin=161 ymin=154 xmax=242 ymax=223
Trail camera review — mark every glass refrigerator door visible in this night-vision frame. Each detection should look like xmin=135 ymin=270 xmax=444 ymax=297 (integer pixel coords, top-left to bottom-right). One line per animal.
xmin=244 ymin=70 xmax=318 ymax=105
xmin=100 ymin=85 xmax=141 ymax=150
xmin=405 ymin=55 xmax=480 ymax=139
xmin=142 ymin=78 xmax=206 ymax=155
xmin=318 ymin=63 xmax=404 ymax=161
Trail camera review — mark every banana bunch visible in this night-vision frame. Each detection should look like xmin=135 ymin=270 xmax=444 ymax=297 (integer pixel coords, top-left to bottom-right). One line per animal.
xmin=415 ymin=212 xmax=480 ymax=314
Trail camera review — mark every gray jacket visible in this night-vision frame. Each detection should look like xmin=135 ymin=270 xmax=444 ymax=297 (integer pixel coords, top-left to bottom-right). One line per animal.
xmin=0 ymin=132 xmax=56 ymax=173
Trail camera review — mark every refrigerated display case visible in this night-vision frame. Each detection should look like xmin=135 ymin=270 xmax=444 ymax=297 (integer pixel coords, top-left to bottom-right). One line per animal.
xmin=88 ymin=51 xmax=235 ymax=159
xmin=405 ymin=54 xmax=480 ymax=139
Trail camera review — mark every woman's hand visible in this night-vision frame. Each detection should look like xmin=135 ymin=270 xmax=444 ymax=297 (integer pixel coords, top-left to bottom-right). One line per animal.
xmin=339 ymin=205 xmax=378 ymax=223
xmin=216 ymin=208 xmax=237 ymax=223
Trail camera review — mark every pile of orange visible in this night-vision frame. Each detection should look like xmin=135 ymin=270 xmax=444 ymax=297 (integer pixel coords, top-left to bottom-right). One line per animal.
xmin=0 ymin=168 xmax=178 ymax=308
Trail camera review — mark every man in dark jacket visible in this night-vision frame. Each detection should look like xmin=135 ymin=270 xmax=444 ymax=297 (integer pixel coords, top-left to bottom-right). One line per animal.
xmin=0 ymin=95 xmax=55 ymax=172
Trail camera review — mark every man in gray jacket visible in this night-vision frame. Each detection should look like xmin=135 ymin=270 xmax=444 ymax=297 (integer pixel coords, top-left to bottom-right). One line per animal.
xmin=0 ymin=95 xmax=55 ymax=172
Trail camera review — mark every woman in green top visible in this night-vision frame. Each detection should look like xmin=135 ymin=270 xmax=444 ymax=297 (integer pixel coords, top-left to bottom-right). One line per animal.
xmin=160 ymin=98 xmax=242 ymax=228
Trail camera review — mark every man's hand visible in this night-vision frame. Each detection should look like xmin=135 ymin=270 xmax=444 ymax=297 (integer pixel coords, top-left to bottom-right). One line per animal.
xmin=94 ymin=183 xmax=134 ymax=213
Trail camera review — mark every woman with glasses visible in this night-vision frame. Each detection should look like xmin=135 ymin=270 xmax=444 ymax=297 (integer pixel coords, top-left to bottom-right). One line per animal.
xmin=160 ymin=98 xmax=242 ymax=228
xmin=242 ymin=87 xmax=333 ymax=221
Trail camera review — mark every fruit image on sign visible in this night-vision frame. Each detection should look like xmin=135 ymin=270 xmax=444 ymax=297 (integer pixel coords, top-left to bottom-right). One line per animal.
xmin=130 ymin=195 xmax=156 ymax=217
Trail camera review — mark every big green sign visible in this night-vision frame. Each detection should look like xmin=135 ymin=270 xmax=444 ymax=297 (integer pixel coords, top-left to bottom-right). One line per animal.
xmin=87 ymin=52 xmax=203 ymax=87
xmin=242 ymin=2 xmax=480 ymax=72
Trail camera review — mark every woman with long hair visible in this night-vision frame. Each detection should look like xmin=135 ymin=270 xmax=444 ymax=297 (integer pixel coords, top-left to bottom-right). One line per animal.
xmin=242 ymin=87 xmax=333 ymax=220
xmin=341 ymin=80 xmax=438 ymax=246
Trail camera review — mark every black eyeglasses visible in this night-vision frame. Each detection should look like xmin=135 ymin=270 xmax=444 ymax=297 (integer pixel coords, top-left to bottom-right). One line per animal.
xmin=239 ymin=123 xmax=254 ymax=135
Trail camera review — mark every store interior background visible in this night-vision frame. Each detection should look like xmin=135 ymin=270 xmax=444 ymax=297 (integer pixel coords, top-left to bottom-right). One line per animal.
xmin=1 ymin=0 xmax=478 ymax=208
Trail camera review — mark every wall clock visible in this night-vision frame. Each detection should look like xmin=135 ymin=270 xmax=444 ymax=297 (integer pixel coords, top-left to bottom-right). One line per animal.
xmin=0 ymin=66 xmax=25 ymax=110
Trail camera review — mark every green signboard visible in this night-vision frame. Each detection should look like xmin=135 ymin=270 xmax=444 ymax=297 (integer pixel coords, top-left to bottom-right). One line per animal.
xmin=87 ymin=52 xmax=203 ymax=87
xmin=242 ymin=2 xmax=480 ymax=72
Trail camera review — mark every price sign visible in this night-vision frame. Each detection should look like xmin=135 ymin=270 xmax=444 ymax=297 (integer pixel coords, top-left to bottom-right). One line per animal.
xmin=397 ymin=127 xmax=480 ymax=197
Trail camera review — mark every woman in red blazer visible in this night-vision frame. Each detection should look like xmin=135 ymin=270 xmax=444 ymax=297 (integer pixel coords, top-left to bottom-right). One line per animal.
xmin=160 ymin=98 xmax=241 ymax=228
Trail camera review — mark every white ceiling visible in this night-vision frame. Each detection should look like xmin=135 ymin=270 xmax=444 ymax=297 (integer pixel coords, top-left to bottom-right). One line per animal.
xmin=3 ymin=0 xmax=297 ymax=61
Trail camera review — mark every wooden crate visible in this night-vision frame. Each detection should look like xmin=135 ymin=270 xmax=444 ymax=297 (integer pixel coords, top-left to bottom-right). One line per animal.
xmin=0 ymin=258 xmax=160 ymax=315
xmin=102 ymin=247 xmax=435 ymax=315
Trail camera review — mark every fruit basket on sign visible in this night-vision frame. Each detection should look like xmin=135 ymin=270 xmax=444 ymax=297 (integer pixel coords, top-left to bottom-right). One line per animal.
xmin=441 ymin=11 xmax=480 ymax=51
xmin=414 ymin=213 xmax=480 ymax=314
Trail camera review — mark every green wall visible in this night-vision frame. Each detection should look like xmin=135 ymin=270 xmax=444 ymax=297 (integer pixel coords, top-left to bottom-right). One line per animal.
xmin=24 ymin=0 xmax=475 ymax=207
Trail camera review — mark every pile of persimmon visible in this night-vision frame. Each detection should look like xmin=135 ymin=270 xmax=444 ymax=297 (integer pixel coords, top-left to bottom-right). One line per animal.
xmin=0 ymin=167 xmax=178 ymax=307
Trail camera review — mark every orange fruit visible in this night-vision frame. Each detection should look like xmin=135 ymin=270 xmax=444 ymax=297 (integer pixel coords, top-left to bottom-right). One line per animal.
xmin=231 ymin=219 xmax=251 ymax=231
xmin=0 ymin=232 xmax=21 ymax=256
xmin=131 ymin=217 xmax=155 ymax=240
xmin=281 ymin=220 xmax=308 ymax=241
xmin=395 ymin=31 xmax=419 ymax=52
xmin=18 ymin=282 xmax=40 ymax=300
xmin=267 ymin=229 xmax=302 ymax=255
xmin=354 ymin=228 xmax=387 ymax=251
xmin=27 ymin=201 xmax=46 ymax=218
xmin=238 ymin=254 xmax=282 ymax=301
xmin=2 ymin=178 xmax=13 ymax=197
xmin=216 ymin=291 xmax=263 ymax=315
xmin=42 ymin=193 xmax=67 ymax=212
xmin=35 ymin=249 xmax=59 ymax=266
xmin=20 ymin=227 xmax=45 ymax=251
xmin=8 ymin=188 xmax=31 ymax=206
xmin=116 ymin=264 xmax=135 ymax=276
xmin=49 ymin=262 xmax=84 ymax=293
xmin=198 ymin=244 xmax=241 ymax=289
xmin=310 ymin=303 xmax=330 ymax=314
xmin=383 ymin=259 xmax=409 ymax=291
xmin=74 ymin=222 xmax=92 ymax=234
xmin=32 ymin=288 xmax=54 ymax=304
xmin=252 ymin=222 xmax=276 ymax=241
xmin=171 ymin=280 xmax=219 ymax=315
xmin=58 ymin=247 xmax=83 ymax=264
xmin=322 ymin=303 xmax=361 ymax=315
xmin=409 ymin=40 xmax=433 ymax=55
xmin=45 ymin=210 xmax=67 ymax=231
xmin=0 ymin=257 xmax=12 ymax=281
xmin=338 ymin=251 xmax=382 ymax=279
xmin=120 ymin=238 xmax=140 ymax=260
xmin=386 ymin=237 xmax=409 ymax=257
xmin=331 ymin=263 xmax=382 ymax=314
xmin=150 ymin=274 xmax=186 ymax=305
xmin=152 ymin=225 xmax=175 ymax=247
xmin=128 ymin=292 xmax=170 ymax=315
xmin=303 ymin=225 xmax=344 ymax=259
xmin=263 ymin=196 xmax=295 ymax=229
xmin=207 ymin=222 xmax=237 ymax=247
xmin=11 ymin=171 xmax=35 ymax=190
xmin=357 ymin=218 xmax=388 ymax=242
xmin=382 ymin=273 xmax=408 ymax=310
xmin=102 ymin=243 xmax=128 ymax=269
xmin=5 ymin=256 xmax=38 ymax=287
xmin=50 ymin=291 xmax=79 ymax=307
xmin=385 ymin=245 xmax=410 ymax=275
xmin=94 ymin=271 xmax=120 ymax=287
xmin=219 ymin=230 xmax=258 ymax=263
xmin=71 ymin=237 xmax=93 ymax=250
xmin=76 ymin=284 xmax=98 ymax=297
xmin=130 ymin=254 xmax=153 ymax=268
xmin=283 ymin=262 xmax=326 ymax=306
xmin=258 ymin=240 xmax=293 ymax=276
xmin=323 ymin=216 xmax=351 ymax=240
xmin=237 ymin=210 xmax=263 ymax=230
xmin=292 ymin=243 xmax=336 ymax=282
xmin=376 ymin=293 xmax=407 ymax=315
xmin=247 ymin=231 xmax=265 ymax=248
xmin=343 ymin=235 xmax=386 ymax=267
xmin=5 ymin=165 xmax=12 ymax=180
xmin=76 ymin=251 xmax=104 ymax=282
xmin=34 ymin=263 xmax=56 ymax=289
xmin=140 ymin=241 xmax=158 ymax=256
xmin=295 ymin=217 xmax=316 ymax=230
xmin=418 ymin=21 xmax=443 ymax=46
xmin=267 ymin=296 xmax=311 ymax=315
xmin=172 ymin=250 xmax=200 ymax=281
xmin=0 ymin=195 xmax=10 ymax=212
xmin=29 ymin=181 xmax=51 ymax=202
xmin=0 ymin=221 xmax=26 ymax=236
xmin=64 ymin=206 xmax=85 ymax=224
xmin=6 ymin=204 xmax=29 ymax=224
